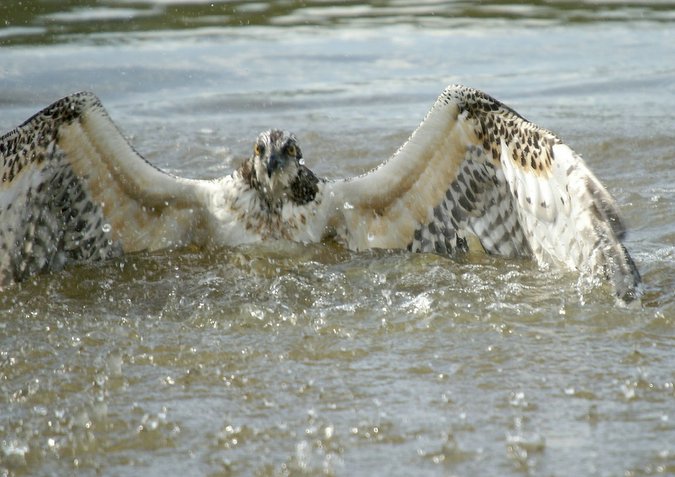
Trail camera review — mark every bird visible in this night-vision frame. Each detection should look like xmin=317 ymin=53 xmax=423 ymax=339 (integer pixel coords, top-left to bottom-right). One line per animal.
xmin=0 ymin=85 xmax=642 ymax=302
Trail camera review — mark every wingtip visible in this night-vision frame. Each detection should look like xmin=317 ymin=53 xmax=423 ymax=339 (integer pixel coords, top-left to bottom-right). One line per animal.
xmin=613 ymin=244 xmax=644 ymax=305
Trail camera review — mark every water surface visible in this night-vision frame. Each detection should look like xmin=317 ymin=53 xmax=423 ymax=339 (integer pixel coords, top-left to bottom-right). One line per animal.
xmin=1 ymin=1 xmax=674 ymax=476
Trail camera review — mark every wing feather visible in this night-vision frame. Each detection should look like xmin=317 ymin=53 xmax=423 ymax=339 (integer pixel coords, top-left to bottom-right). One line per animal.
xmin=324 ymin=85 xmax=641 ymax=301
xmin=0 ymin=92 xmax=213 ymax=284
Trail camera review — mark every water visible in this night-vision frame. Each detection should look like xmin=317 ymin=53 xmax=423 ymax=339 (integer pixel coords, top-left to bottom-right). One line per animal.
xmin=1 ymin=1 xmax=674 ymax=476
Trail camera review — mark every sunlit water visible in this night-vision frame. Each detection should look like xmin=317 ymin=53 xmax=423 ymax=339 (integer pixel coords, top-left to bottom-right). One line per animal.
xmin=1 ymin=2 xmax=674 ymax=476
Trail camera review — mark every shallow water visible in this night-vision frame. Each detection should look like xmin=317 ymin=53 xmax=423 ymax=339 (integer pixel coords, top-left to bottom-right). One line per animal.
xmin=1 ymin=1 xmax=674 ymax=476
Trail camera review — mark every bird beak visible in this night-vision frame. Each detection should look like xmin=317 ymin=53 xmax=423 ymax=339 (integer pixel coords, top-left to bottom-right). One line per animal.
xmin=267 ymin=153 xmax=285 ymax=178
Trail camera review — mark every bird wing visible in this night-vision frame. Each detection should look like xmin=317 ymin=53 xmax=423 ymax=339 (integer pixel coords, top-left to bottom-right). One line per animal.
xmin=0 ymin=92 xmax=214 ymax=284
xmin=323 ymin=85 xmax=641 ymax=301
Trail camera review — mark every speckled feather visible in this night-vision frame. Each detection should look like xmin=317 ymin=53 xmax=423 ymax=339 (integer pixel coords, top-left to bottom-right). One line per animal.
xmin=0 ymin=94 xmax=121 ymax=283
xmin=0 ymin=93 xmax=325 ymax=285
xmin=0 ymin=86 xmax=641 ymax=301
xmin=325 ymin=85 xmax=641 ymax=302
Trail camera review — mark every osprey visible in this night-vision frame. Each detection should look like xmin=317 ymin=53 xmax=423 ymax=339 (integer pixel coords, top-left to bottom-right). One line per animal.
xmin=0 ymin=85 xmax=641 ymax=302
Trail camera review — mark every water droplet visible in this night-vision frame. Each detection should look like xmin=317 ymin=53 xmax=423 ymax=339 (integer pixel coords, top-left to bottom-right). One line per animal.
xmin=295 ymin=440 xmax=311 ymax=470
xmin=620 ymin=382 xmax=636 ymax=400
xmin=102 ymin=223 xmax=112 ymax=233
xmin=343 ymin=202 xmax=354 ymax=210
xmin=367 ymin=233 xmax=375 ymax=242
xmin=381 ymin=289 xmax=392 ymax=306
xmin=299 ymin=158 xmax=305 ymax=166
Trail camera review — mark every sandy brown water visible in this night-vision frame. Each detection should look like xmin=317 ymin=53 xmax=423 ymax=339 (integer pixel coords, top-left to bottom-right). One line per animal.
xmin=1 ymin=2 xmax=674 ymax=476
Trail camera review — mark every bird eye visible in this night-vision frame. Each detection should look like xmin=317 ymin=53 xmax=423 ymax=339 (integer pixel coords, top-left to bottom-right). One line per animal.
xmin=285 ymin=144 xmax=297 ymax=157
xmin=254 ymin=143 xmax=265 ymax=156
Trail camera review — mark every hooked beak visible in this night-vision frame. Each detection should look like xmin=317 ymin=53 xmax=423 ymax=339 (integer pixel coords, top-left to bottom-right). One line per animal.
xmin=267 ymin=153 xmax=286 ymax=178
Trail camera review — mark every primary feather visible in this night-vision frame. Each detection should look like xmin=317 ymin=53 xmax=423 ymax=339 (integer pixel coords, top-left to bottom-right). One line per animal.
xmin=0 ymin=86 xmax=641 ymax=302
xmin=323 ymin=86 xmax=641 ymax=301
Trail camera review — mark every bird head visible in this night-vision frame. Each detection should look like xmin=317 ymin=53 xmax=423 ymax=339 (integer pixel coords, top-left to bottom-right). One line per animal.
xmin=249 ymin=129 xmax=303 ymax=205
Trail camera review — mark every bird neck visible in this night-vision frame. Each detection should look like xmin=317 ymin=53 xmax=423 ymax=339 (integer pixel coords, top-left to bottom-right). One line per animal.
xmin=238 ymin=158 xmax=284 ymax=213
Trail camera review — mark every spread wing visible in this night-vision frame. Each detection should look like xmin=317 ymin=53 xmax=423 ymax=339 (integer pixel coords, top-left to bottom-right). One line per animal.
xmin=324 ymin=85 xmax=641 ymax=302
xmin=0 ymin=92 xmax=214 ymax=284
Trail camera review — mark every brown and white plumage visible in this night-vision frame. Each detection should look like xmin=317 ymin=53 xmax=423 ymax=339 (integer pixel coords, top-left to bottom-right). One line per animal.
xmin=324 ymin=86 xmax=641 ymax=302
xmin=0 ymin=85 xmax=641 ymax=301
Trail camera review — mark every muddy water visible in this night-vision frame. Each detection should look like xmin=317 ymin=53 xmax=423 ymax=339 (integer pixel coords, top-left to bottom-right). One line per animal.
xmin=1 ymin=2 xmax=674 ymax=476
